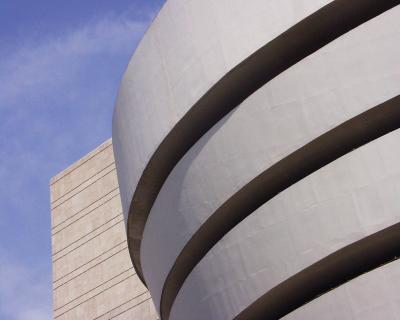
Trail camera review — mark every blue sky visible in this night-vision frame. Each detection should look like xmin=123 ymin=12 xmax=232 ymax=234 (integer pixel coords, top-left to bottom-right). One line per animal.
xmin=0 ymin=1 xmax=164 ymax=319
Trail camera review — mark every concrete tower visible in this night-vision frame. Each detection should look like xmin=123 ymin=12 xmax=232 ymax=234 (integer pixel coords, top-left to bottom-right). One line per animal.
xmin=50 ymin=140 xmax=158 ymax=319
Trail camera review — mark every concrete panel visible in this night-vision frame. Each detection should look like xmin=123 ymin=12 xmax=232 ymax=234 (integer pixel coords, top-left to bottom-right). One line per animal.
xmin=54 ymin=269 xmax=137 ymax=316
xmin=53 ymin=242 xmax=127 ymax=289
xmin=110 ymin=298 xmax=159 ymax=320
xmin=52 ymin=216 xmax=124 ymax=262
xmin=50 ymin=140 xmax=114 ymax=203
xmin=53 ymin=221 xmax=126 ymax=280
xmin=52 ymin=188 xmax=120 ymax=235
xmin=53 ymin=249 xmax=133 ymax=310
xmin=52 ymin=194 xmax=122 ymax=254
xmin=51 ymin=169 xmax=119 ymax=227
xmin=54 ymin=275 xmax=147 ymax=320
xmin=51 ymin=162 xmax=116 ymax=209
xmin=50 ymin=141 xmax=158 ymax=320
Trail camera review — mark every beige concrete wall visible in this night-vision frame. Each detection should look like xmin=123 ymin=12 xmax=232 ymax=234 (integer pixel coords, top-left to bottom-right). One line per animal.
xmin=50 ymin=139 xmax=158 ymax=320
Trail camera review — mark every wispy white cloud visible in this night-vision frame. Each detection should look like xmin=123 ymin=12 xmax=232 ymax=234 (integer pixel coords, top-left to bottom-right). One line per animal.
xmin=0 ymin=7 xmax=155 ymax=202
xmin=0 ymin=252 xmax=51 ymax=320
xmin=0 ymin=13 xmax=150 ymax=106
xmin=0 ymin=5 xmax=159 ymax=320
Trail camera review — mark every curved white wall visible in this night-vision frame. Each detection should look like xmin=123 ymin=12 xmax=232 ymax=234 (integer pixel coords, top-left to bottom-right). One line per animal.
xmin=283 ymin=258 xmax=400 ymax=320
xmin=112 ymin=0 xmax=330 ymax=218
xmin=170 ymin=130 xmax=400 ymax=320
xmin=141 ymin=4 xmax=400 ymax=310
xmin=112 ymin=0 xmax=400 ymax=319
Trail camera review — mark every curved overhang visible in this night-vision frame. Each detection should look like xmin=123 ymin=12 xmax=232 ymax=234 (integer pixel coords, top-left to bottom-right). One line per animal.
xmin=234 ymin=221 xmax=400 ymax=320
xmin=160 ymin=95 xmax=400 ymax=319
xmin=113 ymin=0 xmax=400 ymax=287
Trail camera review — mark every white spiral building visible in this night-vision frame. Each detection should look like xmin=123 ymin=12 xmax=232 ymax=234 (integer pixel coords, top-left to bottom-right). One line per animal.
xmin=112 ymin=0 xmax=400 ymax=319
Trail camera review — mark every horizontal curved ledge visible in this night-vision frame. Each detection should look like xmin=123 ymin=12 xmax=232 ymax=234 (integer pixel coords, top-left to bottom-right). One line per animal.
xmin=160 ymin=94 xmax=400 ymax=320
xmin=126 ymin=0 xmax=400 ymax=285
xmin=234 ymin=222 xmax=400 ymax=320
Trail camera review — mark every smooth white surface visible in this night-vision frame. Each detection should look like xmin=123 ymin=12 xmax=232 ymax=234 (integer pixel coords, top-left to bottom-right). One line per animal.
xmin=141 ymin=5 xmax=400 ymax=313
xmin=112 ymin=0 xmax=400 ymax=319
xmin=283 ymin=259 xmax=400 ymax=320
xmin=170 ymin=129 xmax=400 ymax=320
xmin=112 ymin=0 xmax=330 ymax=218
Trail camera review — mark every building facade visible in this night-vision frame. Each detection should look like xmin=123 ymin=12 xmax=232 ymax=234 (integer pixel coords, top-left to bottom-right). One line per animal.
xmin=112 ymin=0 xmax=400 ymax=320
xmin=50 ymin=139 xmax=158 ymax=320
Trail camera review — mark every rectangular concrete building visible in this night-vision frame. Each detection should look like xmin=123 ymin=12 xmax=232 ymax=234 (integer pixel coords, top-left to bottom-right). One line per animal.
xmin=50 ymin=139 xmax=158 ymax=320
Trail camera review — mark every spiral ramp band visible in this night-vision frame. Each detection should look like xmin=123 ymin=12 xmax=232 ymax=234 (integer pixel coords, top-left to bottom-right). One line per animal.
xmin=112 ymin=0 xmax=400 ymax=319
